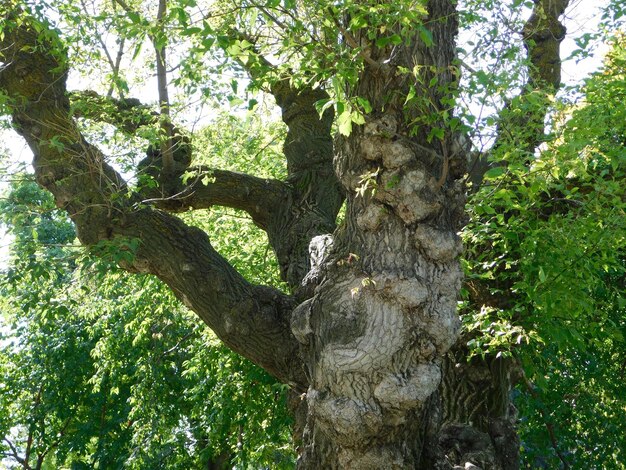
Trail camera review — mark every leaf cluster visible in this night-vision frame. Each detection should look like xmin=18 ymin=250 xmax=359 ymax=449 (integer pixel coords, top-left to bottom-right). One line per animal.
xmin=462 ymin=35 xmax=626 ymax=468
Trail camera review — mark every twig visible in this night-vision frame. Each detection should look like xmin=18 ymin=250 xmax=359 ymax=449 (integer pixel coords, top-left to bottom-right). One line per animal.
xmin=326 ymin=7 xmax=380 ymax=70
xmin=160 ymin=330 xmax=197 ymax=358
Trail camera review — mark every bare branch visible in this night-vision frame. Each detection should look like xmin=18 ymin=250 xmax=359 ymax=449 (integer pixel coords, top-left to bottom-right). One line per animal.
xmin=109 ymin=37 xmax=126 ymax=98
xmin=160 ymin=330 xmax=197 ymax=358
xmin=78 ymin=0 xmax=126 ymax=98
xmin=111 ymin=0 xmax=132 ymax=15
xmin=110 ymin=0 xmax=175 ymax=177
xmin=143 ymin=166 xmax=288 ymax=231
xmin=2 ymin=438 xmax=28 ymax=468
xmin=153 ymin=0 xmax=175 ymax=177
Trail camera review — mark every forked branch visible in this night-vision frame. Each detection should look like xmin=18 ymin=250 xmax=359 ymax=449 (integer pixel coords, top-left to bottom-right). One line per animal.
xmin=0 ymin=6 xmax=306 ymax=388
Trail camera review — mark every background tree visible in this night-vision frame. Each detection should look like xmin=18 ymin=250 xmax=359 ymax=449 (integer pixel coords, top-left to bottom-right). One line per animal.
xmin=0 ymin=0 xmax=624 ymax=468
xmin=0 ymin=113 xmax=296 ymax=469
xmin=463 ymin=32 xmax=626 ymax=469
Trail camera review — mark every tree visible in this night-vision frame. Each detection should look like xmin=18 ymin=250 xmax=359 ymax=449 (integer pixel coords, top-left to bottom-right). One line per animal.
xmin=0 ymin=0 xmax=623 ymax=468
xmin=463 ymin=31 xmax=626 ymax=469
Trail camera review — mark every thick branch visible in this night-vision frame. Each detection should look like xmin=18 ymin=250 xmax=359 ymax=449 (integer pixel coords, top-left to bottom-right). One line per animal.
xmin=70 ymin=92 xmax=288 ymax=232
xmin=0 ymin=8 xmax=305 ymax=388
xmin=523 ymin=0 xmax=569 ymax=90
xmin=145 ymin=166 xmax=288 ymax=231
xmin=70 ymin=92 xmax=306 ymax=276
xmin=69 ymin=92 xmax=287 ymax=228
xmin=224 ymin=31 xmax=344 ymax=290
xmin=116 ymin=208 xmax=305 ymax=387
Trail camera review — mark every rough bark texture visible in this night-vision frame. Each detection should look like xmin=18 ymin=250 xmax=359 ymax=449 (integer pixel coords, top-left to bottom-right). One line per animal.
xmin=0 ymin=0 xmax=570 ymax=468
xmin=291 ymin=2 xmax=470 ymax=467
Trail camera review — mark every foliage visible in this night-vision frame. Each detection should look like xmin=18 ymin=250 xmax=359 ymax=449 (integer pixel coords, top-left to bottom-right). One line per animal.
xmin=0 ymin=136 xmax=294 ymax=469
xmin=1 ymin=0 xmax=626 ymax=468
xmin=462 ymin=34 xmax=626 ymax=469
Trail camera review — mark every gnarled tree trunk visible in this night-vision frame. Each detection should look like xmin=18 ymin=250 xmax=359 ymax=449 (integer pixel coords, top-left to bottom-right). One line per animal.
xmin=292 ymin=2 xmax=468 ymax=467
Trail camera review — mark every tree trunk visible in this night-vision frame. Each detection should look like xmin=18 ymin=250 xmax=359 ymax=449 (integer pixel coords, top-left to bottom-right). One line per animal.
xmin=289 ymin=1 xmax=466 ymax=467
xmin=289 ymin=0 xmax=523 ymax=467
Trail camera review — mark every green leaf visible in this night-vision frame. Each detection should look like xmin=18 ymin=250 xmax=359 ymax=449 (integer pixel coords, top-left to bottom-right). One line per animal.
xmin=483 ymin=166 xmax=506 ymax=179
xmin=428 ymin=127 xmax=445 ymax=141
xmin=389 ymin=34 xmax=403 ymax=45
xmin=350 ymin=15 xmax=368 ymax=30
xmin=127 ymin=10 xmax=141 ymax=24
xmin=351 ymin=110 xmax=365 ymax=125
xmin=375 ymin=35 xmax=402 ymax=47
xmin=337 ymin=110 xmax=352 ymax=136
xmin=538 ymin=266 xmax=546 ymax=283
xmin=315 ymin=98 xmax=334 ymax=118
xmin=404 ymin=85 xmax=416 ymax=104
xmin=356 ymin=97 xmax=372 ymax=114
xmin=419 ymin=26 xmax=433 ymax=47
xmin=180 ymin=27 xmax=201 ymax=36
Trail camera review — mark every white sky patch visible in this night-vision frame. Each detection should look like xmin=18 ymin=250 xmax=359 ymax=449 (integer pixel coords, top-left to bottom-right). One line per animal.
xmin=560 ymin=0 xmax=611 ymax=86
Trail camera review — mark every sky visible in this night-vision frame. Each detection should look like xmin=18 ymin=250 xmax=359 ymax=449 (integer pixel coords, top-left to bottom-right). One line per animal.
xmin=0 ymin=0 xmax=614 ymax=265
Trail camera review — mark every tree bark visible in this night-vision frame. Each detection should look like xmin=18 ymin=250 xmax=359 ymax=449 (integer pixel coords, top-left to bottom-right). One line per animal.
xmin=290 ymin=1 xmax=472 ymax=467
